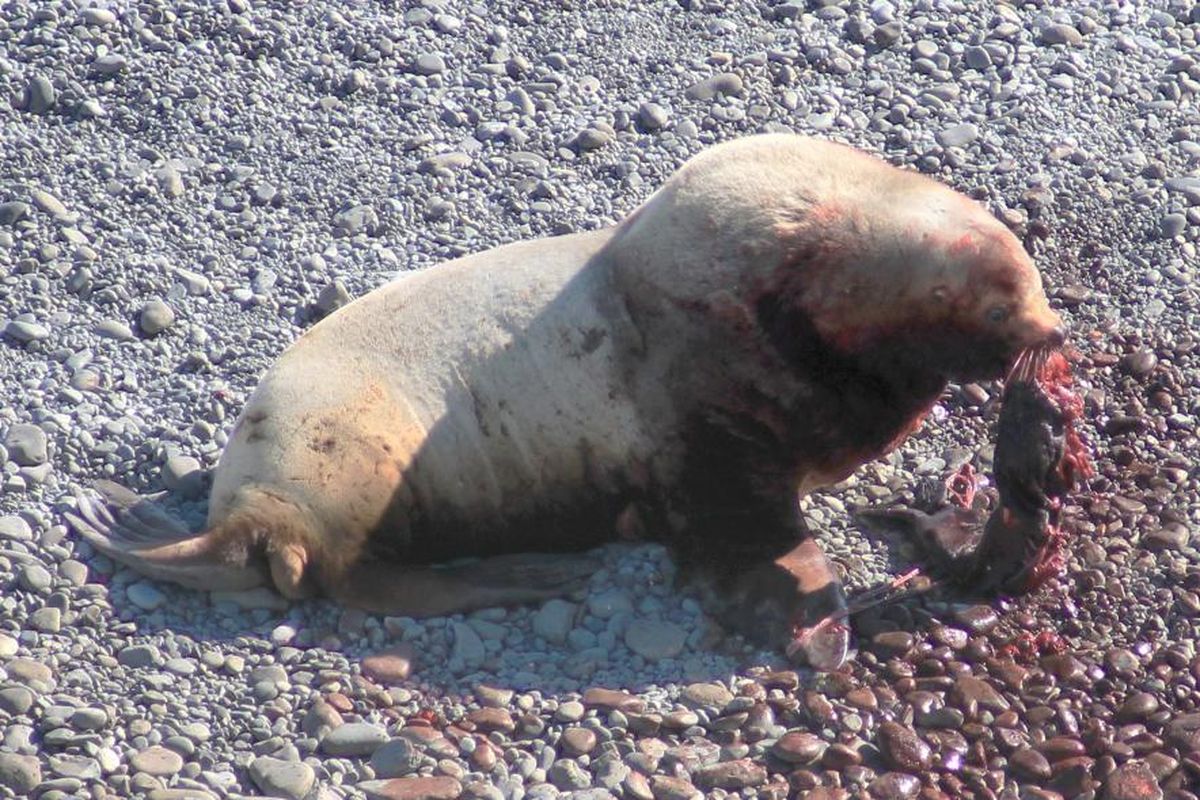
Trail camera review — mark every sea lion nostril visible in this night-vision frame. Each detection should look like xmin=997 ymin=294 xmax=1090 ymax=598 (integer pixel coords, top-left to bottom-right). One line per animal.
xmin=1046 ymin=324 xmax=1067 ymax=348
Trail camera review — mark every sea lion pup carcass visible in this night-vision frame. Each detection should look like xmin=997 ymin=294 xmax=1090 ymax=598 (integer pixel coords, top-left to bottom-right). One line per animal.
xmin=69 ymin=134 xmax=1064 ymax=669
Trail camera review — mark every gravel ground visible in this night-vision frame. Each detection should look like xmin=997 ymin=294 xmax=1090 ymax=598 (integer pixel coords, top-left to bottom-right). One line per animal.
xmin=2 ymin=0 xmax=1199 ymax=798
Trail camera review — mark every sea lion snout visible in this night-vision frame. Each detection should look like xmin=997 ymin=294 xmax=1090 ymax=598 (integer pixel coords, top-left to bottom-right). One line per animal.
xmin=1013 ymin=306 xmax=1066 ymax=351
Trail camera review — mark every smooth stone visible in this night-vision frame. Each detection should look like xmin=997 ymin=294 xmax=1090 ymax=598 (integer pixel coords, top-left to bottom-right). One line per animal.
xmin=362 ymin=645 xmax=416 ymax=684
xmin=369 ymin=738 xmax=422 ymax=779
xmin=248 ymin=756 xmax=315 ymax=800
xmin=0 ymin=516 xmax=33 ymax=541
xmin=5 ymin=424 xmax=48 ymax=466
xmin=1102 ymin=760 xmax=1162 ymax=800
xmin=685 ymin=72 xmax=743 ymax=100
xmin=321 ymin=722 xmax=389 ymax=757
xmin=360 ymin=776 xmax=463 ymax=800
xmin=693 ymin=758 xmax=766 ymax=790
xmin=127 ymin=581 xmax=168 ymax=611
xmin=936 ymin=123 xmax=979 ymax=148
xmin=26 ymin=76 xmax=56 ymax=113
xmin=5 ymin=320 xmax=49 ymax=342
xmin=637 ymin=102 xmax=670 ymax=131
xmin=0 ymin=201 xmax=31 ymax=225
xmin=139 ymin=299 xmax=176 ymax=335
xmin=130 ymin=746 xmax=183 ymax=776
xmin=624 ymin=619 xmax=686 ymax=660
xmin=877 ymin=721 xmax=932 ymax=772
xmin=451 ymin=621 xmax=485 ymax=667
xmin=118 ymin=644 xmax=162 ymax=668
xmin=0 ymin=753 xmax=41 ymax=793
xmin=532 ymin=599 xmax=577 ymax=644
xmin=772 ymin=731 xmax=826 ymax=764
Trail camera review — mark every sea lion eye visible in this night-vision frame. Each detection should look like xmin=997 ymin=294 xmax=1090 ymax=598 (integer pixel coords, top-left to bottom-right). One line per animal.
xmin=986 ymin=305 xmax=1011 ymax=324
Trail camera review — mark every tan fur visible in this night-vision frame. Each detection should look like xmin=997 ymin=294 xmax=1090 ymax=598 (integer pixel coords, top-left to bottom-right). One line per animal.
xmin=71 ymin=134 xmax=1061 ymax=624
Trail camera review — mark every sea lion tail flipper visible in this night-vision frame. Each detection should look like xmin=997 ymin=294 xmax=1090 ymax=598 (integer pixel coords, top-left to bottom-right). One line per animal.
xmin=65 ymin=483 xmax=265 ymax=592
xmin=331 ymin=553 xmax=598 ymax=617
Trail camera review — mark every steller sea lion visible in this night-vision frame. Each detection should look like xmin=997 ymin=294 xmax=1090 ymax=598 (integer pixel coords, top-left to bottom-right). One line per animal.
xmin=68 ymin=134 xmax=1065 ymax=670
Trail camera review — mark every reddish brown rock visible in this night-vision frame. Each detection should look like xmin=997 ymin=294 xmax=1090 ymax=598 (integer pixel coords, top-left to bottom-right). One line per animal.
xmin=582 ymin=687 xmax=644 ymax=712
xmin=466 ymin=707 xmax=514 ymax=734
xmin=693 ymin=758 xmax=767 ymax=790
xmin=360 ymin=776 xmax=462 ymax=800
xmin=362 ymin=645 xmax=417 ymax=684
xmin=772 ymin=731 xmax=827 ymax=765
xmin=560 ymin=726 xmax=597 ymax=756
xmin=1102 ymin=761 xmax=1163 ymax=800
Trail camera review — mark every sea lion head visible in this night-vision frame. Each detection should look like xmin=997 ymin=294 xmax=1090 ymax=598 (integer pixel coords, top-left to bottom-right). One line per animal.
xmin=761 ymin=147 xmax=1064 ymax=383
xmin=877 ymin=195 xmax=1065 ymax=381
xmin=606 ymin=134 xmax=1063 ymax=382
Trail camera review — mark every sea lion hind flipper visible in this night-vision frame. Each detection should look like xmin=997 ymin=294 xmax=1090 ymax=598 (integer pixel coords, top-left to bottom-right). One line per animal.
xmin=446 ymin=552 xmax=600 ymax=591
xmin=66 ymin=490 xmax=265 ymax=592
xmin=331 ymin=553 xmax=599 ymax=618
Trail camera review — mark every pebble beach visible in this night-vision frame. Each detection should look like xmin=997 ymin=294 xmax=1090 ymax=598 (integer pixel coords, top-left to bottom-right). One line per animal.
xmin=2 ymin=1 xmax=1200 ymax=798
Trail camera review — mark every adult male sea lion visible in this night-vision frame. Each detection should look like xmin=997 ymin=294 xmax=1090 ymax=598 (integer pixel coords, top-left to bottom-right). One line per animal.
xmin=69 ymin=134 xmax=1064 ymax=669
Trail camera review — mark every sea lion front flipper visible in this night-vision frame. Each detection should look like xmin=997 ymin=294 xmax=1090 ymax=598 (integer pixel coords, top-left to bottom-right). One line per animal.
xmin=65 ymin=488 xmax=265 ymax=592
xmin=714 ymin=537 xmax=850 ymax=671
xmin=331 ymin=553 xmax=598 ymax=617
xmin=854 ymin=505 xmax=986 ymax=573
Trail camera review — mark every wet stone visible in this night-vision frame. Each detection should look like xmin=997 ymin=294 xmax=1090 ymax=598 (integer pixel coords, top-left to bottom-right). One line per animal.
xmin=950 ymin=676 xmax=1010 ymax=712
xmin=868 ymin=771 xmax=921 ymax=799
xmin=1102 ymin=760 xmax=1162 ymax=800
xmin=1037 ymin=737 xmax=1088 ymax=761
xmin=693 ymin=758 xmax=767 ymax=790
xmin=954 ymin=605 xmax=1000 ymax=633
xmin=1011 ymin=748 xmax=1052 ymax=780
xmin=1116 ymin=692 xmax=1159 ymax=722
xmin=468 ymin=707 xmax=514 ymax=733
xmin=582 ymin=687 xmax=643 ymax=712
xmin=877 ymin=721 xmax=931 ymax=772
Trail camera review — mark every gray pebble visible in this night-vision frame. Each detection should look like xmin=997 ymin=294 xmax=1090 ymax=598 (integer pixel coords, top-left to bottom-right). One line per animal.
xmin=5 ymin=320 xmax=49 ymax=343
xmin=0 ymin=515 xmax=33 ymax=541
xmin=139 ymin=299 xmax=176 ymax=336
xmin=316 ymin=280 xmax=352 ymax=314
xmin=1161 ymin=213 xmax=1187 ymax=239
xmin=533 ymin=599 xmax=577 ymax=644
xmin=0 ymin=753 xmax=41 ymax=793
xmin=248 ymin=756 xmax=315 ymax=800
xmin=127 ymin=581 xmax=168 ymax=611
xmin=20 ymin=563 xmax=52 ymax=592
xmin=1039 ymin=23 xmax=1084 ymax=46
xmin=637 ymin=102 xmax=670 ymax=131
xmin=26 ymin=76 xmax=56 ymax=114
xmin=936 ymin=123 xmax=979 ymax=149
xmin=0 ymin=201 xmax=30 ymax=225
xmin=321 ymin=722 xmax=389 ymax=757
xmin=92 ymin=54 xmax=129 ymax=75
xmin=369 ymin=738 xmax=422 ymax=778
xmin=685 ymin=73 xmax=743 ymax=101
xmin=117 ymin=644 xmax=162 ymax=668
xmin=414 ymin=53 xmax=446 ymax=75
xmin=624 ymin=619 xmax=686 ymax=661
